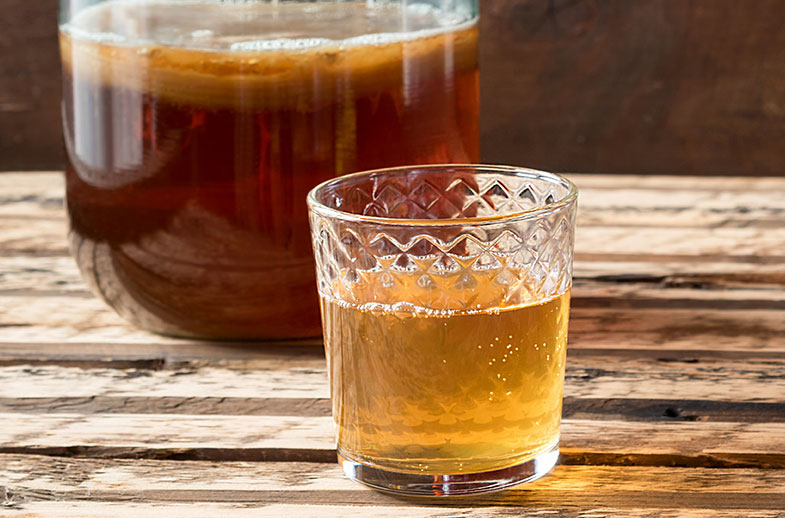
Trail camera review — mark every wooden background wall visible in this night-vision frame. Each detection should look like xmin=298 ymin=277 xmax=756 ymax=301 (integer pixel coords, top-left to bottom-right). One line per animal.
xmin=2 ymin=0 xmax=785 ymax=175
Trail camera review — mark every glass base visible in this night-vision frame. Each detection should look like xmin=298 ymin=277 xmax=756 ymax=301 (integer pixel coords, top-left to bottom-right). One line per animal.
xmin=337 ymin=442 xmax=559 ymax=497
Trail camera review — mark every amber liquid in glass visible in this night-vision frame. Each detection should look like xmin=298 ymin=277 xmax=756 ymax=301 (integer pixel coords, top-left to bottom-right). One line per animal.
xmin=60 ymin=1 xmax=479 ymax=339
xmin=321 ymin=273 xmax=569 ymax=475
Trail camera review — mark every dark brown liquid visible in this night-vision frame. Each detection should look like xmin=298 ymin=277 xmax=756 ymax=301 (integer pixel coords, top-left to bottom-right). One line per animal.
xmin=61 ymin=1 xmax=479 ymax=339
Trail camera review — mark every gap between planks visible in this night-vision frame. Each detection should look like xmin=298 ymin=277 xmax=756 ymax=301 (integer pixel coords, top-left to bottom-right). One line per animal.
xmin=2 ymin=343 xmax=785 ymax=370
xmin=2 ymin=396 xmax=784 ymax=424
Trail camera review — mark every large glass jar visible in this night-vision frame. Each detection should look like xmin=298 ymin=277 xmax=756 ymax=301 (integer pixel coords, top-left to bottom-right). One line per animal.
xmin=60 ymin=0 xmax=480 ymax=339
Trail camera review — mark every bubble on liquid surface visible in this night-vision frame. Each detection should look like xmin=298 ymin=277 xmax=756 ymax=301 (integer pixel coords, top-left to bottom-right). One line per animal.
xmin=391 ymin=301 xmax=418 ymax=320
xmin=231 ymin=38 xmax=333 ymax=51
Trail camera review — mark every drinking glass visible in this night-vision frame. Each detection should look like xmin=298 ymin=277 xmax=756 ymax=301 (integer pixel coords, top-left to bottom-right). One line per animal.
xmin=59 ymin=0 xmax=479 ymax=339
xmin=308 ymin=164 xmax=578 ymax=495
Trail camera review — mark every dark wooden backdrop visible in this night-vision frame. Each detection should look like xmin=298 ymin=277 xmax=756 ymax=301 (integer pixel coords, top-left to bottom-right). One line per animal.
xmin=3 ymin=0 xmax=785 ymax=175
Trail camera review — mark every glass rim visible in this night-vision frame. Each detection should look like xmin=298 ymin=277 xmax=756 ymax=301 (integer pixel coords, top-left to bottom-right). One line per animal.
xmin=307 ymin=164 xmax=579 ymax=227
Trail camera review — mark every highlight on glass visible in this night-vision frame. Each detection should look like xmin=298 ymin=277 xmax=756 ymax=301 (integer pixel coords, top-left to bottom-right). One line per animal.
xmin=308 ymin=164 xmax=578 ymax=496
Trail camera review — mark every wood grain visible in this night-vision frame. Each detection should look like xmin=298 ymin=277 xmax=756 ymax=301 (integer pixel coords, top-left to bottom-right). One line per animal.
xmin=8 ymin=254 xmax=785 ymax=299
xmin=2 ymin=356 xmax=785 ymax=468
xmin=1 ymin=414 xmax=784 ymax=467
xmin=3 ymin=354 xmax=785 ymax=402
xmin=4 ymin=456 xmax=784 ymax=493
xmin=4 ymin=173 xmax=785 ymax=279
xmin=5 ymin=172 xmax=785 ymax=219
xmin=2 ymin=356 xmax=785 ymax=467
xmin=9 ymin=213 xmax=785 ymax=262
xmin=2 ymin=351 xmax=785 ymax=467
xmin=4 ymin=256 xmax=785 ymax=304
xmin=3 ymin=457 xmax=785 ymax=515
xmin=3 ymin=340 xmax=784 ymax=372
xmin=2 ymin=174 xmax=784 ymax=355
xmin=2 ymin=174 xmax=785 ymax=513
xmin=4 ymin=293 xmax=784 ymax=351
xmin=4 ymin=397 xmax=785 ymax=424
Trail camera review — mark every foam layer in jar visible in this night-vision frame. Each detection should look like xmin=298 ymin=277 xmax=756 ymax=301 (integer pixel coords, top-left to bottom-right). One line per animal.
xmin=60 ymin=1 xmax=479 ymax=110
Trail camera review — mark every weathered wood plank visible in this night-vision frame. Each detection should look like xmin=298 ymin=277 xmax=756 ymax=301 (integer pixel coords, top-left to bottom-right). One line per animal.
xmin=4 ymin=185 xmax=785 ymax=233
xmin=2 ymin=456 xmax=785 ymax=514
xmin=0 ymin=365 xmax=331 ymax=399
xmin=2 ymin=341 xmax=783 ymax=372
xmin=0 ymin=341 xmax=327 ymax=369
xmin=2 ymin=258 xmax=783 ymax=360
xmin=3 ymin=355 xmax=785 ymax=402
xmin=0 ymin=397 xmax=333 ymax=417
xmin=3 ymin=293 xmax=783 ymax=351
xmin=2 ymin=358 xmax=784 ymax=466
xmin=576 ymin=226 xmax=785 ymax=258
xmin=566 ymin=174 xmax=785 ymax=192
xmin=570 ymin=307 xmax=785 ymax=351
xmin=0 ymin=256 xmax=84 ymax=294
xmin=4 ymin=172 xmax=785 ymax=214
xmin=3 ymin=175 xmax=785 ymax=288
xmin=4 ymin=225 xmax=785 ymax=282
xmin=5 ymin=456 xmax=784 ymax=494
xmin=0 ymin=218 xmax=67 ymax=257
xmin=1 ymin=413 xmax=784 ymax=467
xmin=3 ymin=173 xmax=785 ymax=232
xmin=0 ymin=195 xmax=62 ymax=219
xmin=5 ymin=255 xmax=785 ymax=300
xmin=6 ymin=217 xmax=785 ymax=260
xmin=2 ymin=345 xmax=782 ymax=467
xmin=574 ymin=277 xmax=785 ymax=300
xmin=573 ymin=258 xmax=785 ymax=279
xmin=2 ymin=396 xmax=785 ymax=425
xmin=6 ymin=172 xmax=785 ymax=194
xmin=5 ymin=172 xmax=785 ymax=205
xmin=0 ymin=413 xmax=335 ymax=451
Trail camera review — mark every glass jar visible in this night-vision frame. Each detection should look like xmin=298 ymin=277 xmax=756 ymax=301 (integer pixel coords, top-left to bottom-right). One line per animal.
xmin=60 ymin=0 xmax=480 ymax=339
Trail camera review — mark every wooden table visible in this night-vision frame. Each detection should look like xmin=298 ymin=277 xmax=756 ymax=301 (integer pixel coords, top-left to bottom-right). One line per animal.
xmin=1 ymin=172 xmax=784 ymax=516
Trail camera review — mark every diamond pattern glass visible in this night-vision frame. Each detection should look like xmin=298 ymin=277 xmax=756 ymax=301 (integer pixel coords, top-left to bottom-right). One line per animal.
xmin=309 ymin=165 xmax=577 ymax=312
xmin=307 ymin=165 xmax=578 ymax=497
